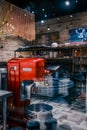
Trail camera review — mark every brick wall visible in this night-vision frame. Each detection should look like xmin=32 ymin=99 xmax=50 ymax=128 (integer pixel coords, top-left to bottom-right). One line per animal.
xmin=36 ymin=11 xmax=87 ymax=45
xmin=0 ymin=11 xmax=87 ymax=62
xmin=0 ymin=36 xmax=31 ymax=61
xmin=0 ymin=1 xmax=35 ymax=62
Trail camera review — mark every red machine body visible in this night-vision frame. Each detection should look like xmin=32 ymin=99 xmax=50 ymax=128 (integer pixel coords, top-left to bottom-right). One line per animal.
xmin=7 ymin=57 xmax=45 ymax=128
xmin=8 ymin=57 xmax=45 ymax=81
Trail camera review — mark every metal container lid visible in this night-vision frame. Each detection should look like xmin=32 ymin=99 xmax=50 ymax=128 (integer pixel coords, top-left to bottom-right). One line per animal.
xmin=26 ymin=103 xmax=52 ymax=112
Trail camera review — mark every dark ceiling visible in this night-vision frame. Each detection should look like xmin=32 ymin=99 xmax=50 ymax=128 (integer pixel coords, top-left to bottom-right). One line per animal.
xmin=6 ymin=0 xmax=87 ymax=22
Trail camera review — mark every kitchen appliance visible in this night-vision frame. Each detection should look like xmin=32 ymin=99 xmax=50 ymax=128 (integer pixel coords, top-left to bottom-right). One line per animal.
xmin=7 ymin=57 xmax=45 ymax=128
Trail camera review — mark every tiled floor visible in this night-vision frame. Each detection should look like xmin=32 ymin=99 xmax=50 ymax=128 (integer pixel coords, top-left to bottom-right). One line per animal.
xmin=31 ymin=96 xmax=87 ymax=130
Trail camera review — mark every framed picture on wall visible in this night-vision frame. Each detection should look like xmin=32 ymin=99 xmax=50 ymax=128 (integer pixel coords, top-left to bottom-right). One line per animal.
xmin=69 ymin=27 xmax=87 ymax=44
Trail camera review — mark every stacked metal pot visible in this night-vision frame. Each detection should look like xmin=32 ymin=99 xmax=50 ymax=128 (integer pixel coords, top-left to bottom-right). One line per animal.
xmin=25 ymin=103 xmax=57 ymax=130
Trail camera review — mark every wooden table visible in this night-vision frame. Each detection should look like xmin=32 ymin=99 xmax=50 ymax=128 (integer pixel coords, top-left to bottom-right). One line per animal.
xmin=0 ymin=90 xmax=12 ymax=130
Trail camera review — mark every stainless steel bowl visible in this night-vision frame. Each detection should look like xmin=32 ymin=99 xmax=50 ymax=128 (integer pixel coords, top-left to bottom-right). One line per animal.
xmin=25 ymin=103 xmax=53 ymax=120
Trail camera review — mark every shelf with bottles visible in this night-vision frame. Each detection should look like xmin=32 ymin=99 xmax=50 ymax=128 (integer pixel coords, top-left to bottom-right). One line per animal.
xmin=15 ymin=45 xmax=87 ymax=59
xmin=75 ymin=62 xmax=87 ymax=66
xmin=73 ymin=48 xmax=81 ymax=57
xmin=14 ymin=45 xmax=87 ymax=77
xmin=72 ymin=46 xmax=87 ymax=75
xmin=74 ymin=74 xmax=86 ymax=81
xmin=14 ymin=45 xmax=73 ymax=59
xmin=73 ymin=46 xmax=87 ymax=59
xmin=74 ymin=71 xmax=86 ymax=95
xmin=73 ymin=57 xmax=81 ymax=65
xmin=74 ymin=66 xmax=87 ymax=73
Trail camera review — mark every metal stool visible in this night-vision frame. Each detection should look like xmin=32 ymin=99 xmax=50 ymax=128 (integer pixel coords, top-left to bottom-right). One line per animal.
xmin=26 ymin=120 xmax=40 ymax=130
xmin=45 ymin=118 xmax=57 ymax=130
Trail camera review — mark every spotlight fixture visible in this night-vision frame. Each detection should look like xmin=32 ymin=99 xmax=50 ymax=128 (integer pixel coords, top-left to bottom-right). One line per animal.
xmin=45 ymin=14 xmax=47 ymax=18
xmin=70 ymin=15 xmax=73 ymax=18
xmin=76 ymin=0 xmax=78 ymax=3
xmin=42 ymin=8 xmax=45 ymax=11
xmin=47 ymin=27 xmax=50 ymax=31
xmin=41 ymin=20 xmax=44 ymax=23
xmin=65 ymin=0 xmax=70 ymax=6
xmin=31 ymin=11 xmax=34 ymax=14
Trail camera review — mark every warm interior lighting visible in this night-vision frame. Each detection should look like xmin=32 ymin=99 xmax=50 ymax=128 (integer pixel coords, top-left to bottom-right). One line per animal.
xmin=41 ymin=20 xmax=44 ymax=23
xmin=47 ymin=27 xmax=50 ymax=31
